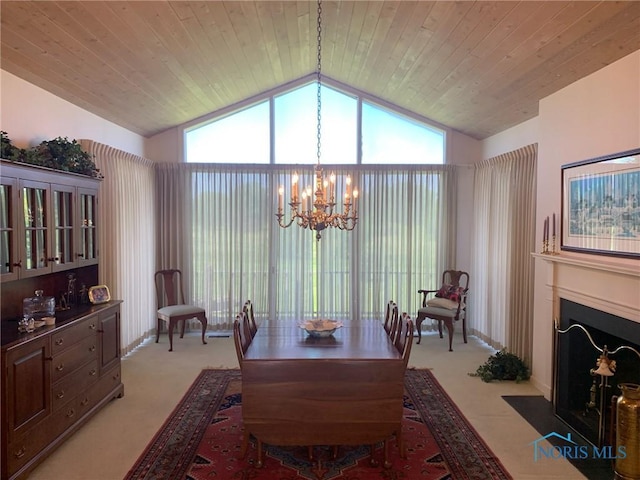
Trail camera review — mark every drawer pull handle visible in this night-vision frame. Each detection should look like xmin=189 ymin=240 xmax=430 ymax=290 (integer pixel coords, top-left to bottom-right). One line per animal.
xmin=57 ymin=390 xmax=65 ymax=399
xmin=81 ymin=397 xmax=89 ymax=406
xmin=89 ymin=345 xmax=96 ymax=352
xmin=89 ymin=323 xmax=96 ymax=330
xmin=67 ymin=408 xmax=75 ymax=418
xmin=56 ymin=364 xmax=64 ymax=372
xmin=14 ymin=446 xmax=26 ymax=459
xmin=90 ymin=369 xmax=97 ymax=376
xmin=113 ymin=372 xmax=120 ymax=380
xmin=55 ymin=338 xmax=64 ymax=346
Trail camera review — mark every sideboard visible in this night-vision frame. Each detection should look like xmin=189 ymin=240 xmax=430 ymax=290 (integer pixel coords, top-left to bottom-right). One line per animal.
xmin=1 ymin=301 xmax=124 ymax=480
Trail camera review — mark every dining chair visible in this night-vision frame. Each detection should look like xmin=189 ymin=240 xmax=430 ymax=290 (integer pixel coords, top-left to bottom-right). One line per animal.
xmin=154 ymin=269 xmax=207 ymax=352
xmin=416 ymin=270 xmax=469 ymax=351
xmin=386 ymin=314 xmax=414 ymax=460
xmin=243 ymin=300 xmax=258 ymax=339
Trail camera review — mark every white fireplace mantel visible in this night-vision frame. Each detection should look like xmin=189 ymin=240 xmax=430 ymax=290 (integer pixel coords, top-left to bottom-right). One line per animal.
xmin=533 ymin=252 xmax=640 ymax=323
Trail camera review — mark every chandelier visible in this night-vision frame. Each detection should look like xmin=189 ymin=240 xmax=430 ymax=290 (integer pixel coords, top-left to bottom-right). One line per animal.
xmin=275 ymin=0 xmax=359 ymax=241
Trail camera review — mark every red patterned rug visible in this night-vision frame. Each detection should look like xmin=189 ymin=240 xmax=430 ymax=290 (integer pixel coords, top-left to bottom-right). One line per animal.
xmin=125 ymin=368 xmax=511 ymax=480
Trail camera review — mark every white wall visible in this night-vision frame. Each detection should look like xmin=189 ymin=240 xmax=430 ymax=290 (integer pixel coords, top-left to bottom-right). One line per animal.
xmin=0 ymin=70 xmax=145 ymax=156
xmin=482 ymin=50 xmax=640 ymax=399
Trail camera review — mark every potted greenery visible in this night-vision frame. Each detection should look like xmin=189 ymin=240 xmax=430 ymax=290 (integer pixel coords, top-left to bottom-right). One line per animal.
xmin=1 ymin=132 xmax=102 ymax=178
xmin=469 ymin=349 xmax=530 ymax=383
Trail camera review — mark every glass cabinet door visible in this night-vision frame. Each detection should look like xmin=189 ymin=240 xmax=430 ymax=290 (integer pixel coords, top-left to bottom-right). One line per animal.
xmin=0 ymin=177 xmax=19 ymax=282
xmin=78 ymin=188 xmax=98 ymax=266
xmin=21 ymin=180 xmax=50 ymax=277
xmin=52 ymin=184 xmax=75 ymax=271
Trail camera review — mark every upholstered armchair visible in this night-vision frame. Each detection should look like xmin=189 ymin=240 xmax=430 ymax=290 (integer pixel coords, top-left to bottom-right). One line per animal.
xmin=416 ymin=270 xmax=469 ymax=351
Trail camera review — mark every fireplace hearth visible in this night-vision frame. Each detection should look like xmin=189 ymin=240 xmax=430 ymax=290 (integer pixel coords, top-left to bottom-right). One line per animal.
xmin=554 ymin=299 xmax=640 ymax=448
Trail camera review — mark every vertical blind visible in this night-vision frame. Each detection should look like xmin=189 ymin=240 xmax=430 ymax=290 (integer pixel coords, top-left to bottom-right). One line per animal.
xmin=81 ymin=140 xmax=157 ymax=354
xmin=156 ymin=163 xmax=457 ymax=328
xmin=470 ymin=144 xmax=537 ymax=364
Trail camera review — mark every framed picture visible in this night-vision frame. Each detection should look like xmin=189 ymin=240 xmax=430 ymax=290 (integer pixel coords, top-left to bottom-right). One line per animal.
xmin=88 ymin=285 xmax=111 ymax=304
xmin=561 ymin=147 xmax=640 ymax=258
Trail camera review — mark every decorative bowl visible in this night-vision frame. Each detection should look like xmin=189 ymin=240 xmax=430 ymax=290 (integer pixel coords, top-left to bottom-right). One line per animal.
xmin=299 ymin=319 xmax=343 ymax=338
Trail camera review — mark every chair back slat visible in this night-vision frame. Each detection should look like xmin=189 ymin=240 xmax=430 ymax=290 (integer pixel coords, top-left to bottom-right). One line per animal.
xmin=243 ymin=300 xmax=258 ymax=338
xmin=383 ymin=300 xmax=395 ymax=334
xmin=388 ymin=304 xmax=400 ymax=343
xmin=233 ymin=318 xmax=244 ymax=368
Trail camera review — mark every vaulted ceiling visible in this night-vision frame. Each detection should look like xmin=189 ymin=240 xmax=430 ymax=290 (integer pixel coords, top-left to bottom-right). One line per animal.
xmin=1 ymin=1 xmax=639 ymax=140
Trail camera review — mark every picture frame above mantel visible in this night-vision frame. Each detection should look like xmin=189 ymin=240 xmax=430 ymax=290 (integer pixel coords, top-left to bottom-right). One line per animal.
xmin=561 ymin=147 xmax=640 ymax=259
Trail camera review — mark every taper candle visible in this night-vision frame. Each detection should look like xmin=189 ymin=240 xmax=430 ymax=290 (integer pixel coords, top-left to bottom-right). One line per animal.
xmin=552 ymin=213 xmax=556 ymax=237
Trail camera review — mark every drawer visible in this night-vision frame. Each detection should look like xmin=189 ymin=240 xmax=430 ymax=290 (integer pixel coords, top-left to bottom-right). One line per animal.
xmin=51 ymin=359 xmax=99 ymax=412
xmin=95 ymin=364 xmax=123 ymax=400
xmin=51 ymin=316 xmax=98 ymax=355
xmin=51 ymin=335 xmax=97 ymax=383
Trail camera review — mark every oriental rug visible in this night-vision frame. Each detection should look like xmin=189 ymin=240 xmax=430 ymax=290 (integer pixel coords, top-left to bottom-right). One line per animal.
xmin=125 ymin=369 xmax=512 ymax=480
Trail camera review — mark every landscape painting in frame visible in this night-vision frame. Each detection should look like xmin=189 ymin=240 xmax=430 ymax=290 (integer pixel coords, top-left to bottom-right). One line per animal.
xmin=561 ymin=148 xmax=640 ymax=258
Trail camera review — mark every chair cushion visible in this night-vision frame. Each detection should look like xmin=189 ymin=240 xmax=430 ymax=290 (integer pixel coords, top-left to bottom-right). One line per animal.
xmin=435 ymin=283 xmax=465 ymax=302
xmin=158 ymin=305 xmax=205 ymax=317
xmin=418 ymin=306 xmax=466 ymax=318
xmin=426 ymin=297 xmax=465 ymax=310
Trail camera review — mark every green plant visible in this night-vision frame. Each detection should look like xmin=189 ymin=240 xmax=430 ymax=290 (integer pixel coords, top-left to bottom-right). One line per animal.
xmin=0 ymin=131 xmax=25 ymax=161
xmin=30 ymin=137 xmax=100 ymax=177
xmin=1 ymin=133 xmax=102 ymax=178
xmin=469 ymin=349 xmax=530 ymax=383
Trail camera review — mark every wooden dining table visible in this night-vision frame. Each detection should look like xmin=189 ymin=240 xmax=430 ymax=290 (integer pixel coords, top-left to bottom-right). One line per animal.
xmin=241 ymin=319 xmax=405 ymax=467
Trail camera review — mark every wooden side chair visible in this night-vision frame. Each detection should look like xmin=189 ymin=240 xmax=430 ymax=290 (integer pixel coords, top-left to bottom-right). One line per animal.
xmin=416 ymin=270 xmax=469 ymax=351
xmin=155 ymin=269 xmax=207 ymax=352
xmin=385 ymin=314 xmax=414 ymax=461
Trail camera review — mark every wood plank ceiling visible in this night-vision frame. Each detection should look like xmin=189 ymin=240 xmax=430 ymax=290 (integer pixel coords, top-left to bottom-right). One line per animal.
xmin=1 ymin=1 xmax=639 ymax=140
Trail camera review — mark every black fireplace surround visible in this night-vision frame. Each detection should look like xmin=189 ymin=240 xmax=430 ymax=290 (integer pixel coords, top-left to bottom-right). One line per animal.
xmin=555 ymin=299 xmax=640 ymax=446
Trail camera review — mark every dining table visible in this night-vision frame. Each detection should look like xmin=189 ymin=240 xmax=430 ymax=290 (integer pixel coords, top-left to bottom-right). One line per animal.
xmin=241 ymin=318 xmax=406 ymax=468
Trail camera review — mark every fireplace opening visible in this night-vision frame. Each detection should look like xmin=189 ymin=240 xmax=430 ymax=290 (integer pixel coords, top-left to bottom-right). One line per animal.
xmin=555 ymin=299 xmax=640 ymax=447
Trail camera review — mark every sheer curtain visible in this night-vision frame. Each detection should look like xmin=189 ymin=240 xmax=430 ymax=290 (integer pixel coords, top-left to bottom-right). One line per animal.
xmin=156 ymin=163 xmax=456 ymax=327
xmin=470 ymin=144 xmax=537 ymax=364
xmin=81 ymin=140 xmax=157 ymax=354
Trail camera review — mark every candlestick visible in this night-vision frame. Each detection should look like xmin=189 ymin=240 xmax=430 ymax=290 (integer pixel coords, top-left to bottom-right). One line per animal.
xmin=278 ymin=186 xmax=284 ymax=211
xmin=553 ymin=213 xmax=556 ymax=237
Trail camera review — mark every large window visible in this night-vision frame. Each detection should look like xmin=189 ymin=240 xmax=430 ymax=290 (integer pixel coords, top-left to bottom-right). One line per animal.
xmin=185 ymin=100 xmax=270 ymax=163
xmin=184 ymin=80 xmax=446 ymax=165
xmin=274 ymin=84 xmax=357 ymax=165
xmin=361 ymin=102 xmax=445 ymax=164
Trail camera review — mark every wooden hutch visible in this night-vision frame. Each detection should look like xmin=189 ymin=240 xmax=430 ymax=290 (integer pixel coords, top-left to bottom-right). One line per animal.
xmin=0 ymin=160 xmax=124 ymax=480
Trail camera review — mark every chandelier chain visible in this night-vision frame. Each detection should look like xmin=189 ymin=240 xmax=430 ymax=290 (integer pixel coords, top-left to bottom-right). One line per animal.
xmin=316 ymin=0 xmax=322 ymax=165
xmin=275 ymin=0 xmax=358 ymax=241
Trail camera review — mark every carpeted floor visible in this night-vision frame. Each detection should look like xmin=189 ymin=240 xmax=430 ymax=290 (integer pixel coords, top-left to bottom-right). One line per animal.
xmin=125 ymin=368 xmax=512 ymax=480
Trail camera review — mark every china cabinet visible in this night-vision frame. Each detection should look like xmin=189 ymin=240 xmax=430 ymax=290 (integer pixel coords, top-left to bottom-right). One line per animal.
xmin=1 ymin=160 xmax=120 ymax=480
xmin=0 ymin=161 xmax=100 ymax=282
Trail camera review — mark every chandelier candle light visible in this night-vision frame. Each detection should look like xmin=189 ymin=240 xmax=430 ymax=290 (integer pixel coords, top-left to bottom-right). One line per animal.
xmin=275 ymin=0 xmax=359 ymax=241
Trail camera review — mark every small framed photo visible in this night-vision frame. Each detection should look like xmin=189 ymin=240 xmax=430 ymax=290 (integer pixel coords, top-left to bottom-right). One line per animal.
xmin=88 ymin=285 xmax=111 ymax=304
xmin=561 ymin=147 xmax=640 ymax=258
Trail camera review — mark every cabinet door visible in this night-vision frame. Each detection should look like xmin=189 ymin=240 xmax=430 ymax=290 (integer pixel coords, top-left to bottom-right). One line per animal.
xmin=98 ymin=305 xmax=120 ymax=373
xmin=0 ymin=176 xmax=20 ymax=282
xmin=51 ymin=183 xmax=76 ymax=272
xmin=5 ymin=336 xmax=51 ymax=435
xmin=20 ymin=180 xmax=51 ymax=278
xmin=77 ymin=187 xmax=98 ymax=267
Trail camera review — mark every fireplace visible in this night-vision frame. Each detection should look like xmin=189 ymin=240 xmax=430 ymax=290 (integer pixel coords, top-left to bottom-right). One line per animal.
xmin=554 ymin=299 xmax=640 ymax=447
